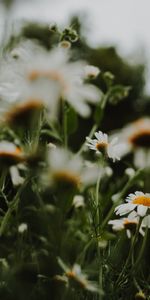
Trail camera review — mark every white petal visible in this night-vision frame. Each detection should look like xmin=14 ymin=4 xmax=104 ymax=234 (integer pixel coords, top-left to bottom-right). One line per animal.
xmin=137 ymin=205 xmax=148 ymax=217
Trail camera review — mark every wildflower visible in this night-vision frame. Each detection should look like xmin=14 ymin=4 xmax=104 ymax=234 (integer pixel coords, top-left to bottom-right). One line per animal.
xmin=0 ymin=141 xmax=24 ymax=166
xmin=46 ymin=147 xmax=99 ymax=189
xmin=84 ymin=65 xmax=100 ymax=79
xmin=18 ymin=223 xmax=28 ymax=233
xmin=65 ymin=264 xmax=98 ymax=292
xmin=125 ymin=167 xmax=135 ymax=178
xmin=108 ymin=211 xmax=139 ymax=238
xmin=4 ymin=99 xmax=43 ymax=126
xmin=86 ymin=131 xmax=121 ymax=162
xmin=115 ymin=191 xmax=150 ymax=217
xmin=0 ymin=45 xmax=101 ymax=120
xmin=111 ymin=117 xmax=150 ymax=168
xmin=73 ymin=195 xmax=85 ymax=208
xmin=58 ymin=258 xmax=99 ymax=293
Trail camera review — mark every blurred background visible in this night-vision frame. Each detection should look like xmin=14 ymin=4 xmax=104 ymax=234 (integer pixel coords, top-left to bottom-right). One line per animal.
xmin=0 ymin=0 xmax=150 ymax=146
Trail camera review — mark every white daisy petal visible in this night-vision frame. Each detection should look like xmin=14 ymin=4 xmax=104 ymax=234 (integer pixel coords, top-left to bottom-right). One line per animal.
xmin=137 ymin=205 xmax=148 ymax=217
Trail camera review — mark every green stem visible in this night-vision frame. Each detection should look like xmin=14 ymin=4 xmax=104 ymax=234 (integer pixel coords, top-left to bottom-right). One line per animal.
xmin=77 ymin=123 xmax=98 ymax=156
xmin=116 ymin=220 xmax=141 ymax=286
xmin=132 ymin=225 xmax=148 ymax=272
xmin=98 ymin=248 xmax=103 ymax=300
xmin=0 ymin=169 xmax=8 ymax=191
xmin=63 ymin=102 xmax=68 ymax=147
xmin=0 ymin=178 xmax=29 ymax=236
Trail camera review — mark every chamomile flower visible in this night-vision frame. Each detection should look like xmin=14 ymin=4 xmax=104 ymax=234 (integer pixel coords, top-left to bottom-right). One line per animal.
xmin=108 ymin=211 xmax=139 ymax=238
xmin=86 ymin=131 xmax=121 ymax=162
xmin=73 ymin=195 xmax=85 ymax=208
xmin=0 ymin=141 xmax=24 ymax=166
xmin=58 ymin=258 xmax=99 ymax=293
xmin=65 ymin=264 xmax=98 ymax=292
xmin=115 ymin=191 xmax=150 ymax=217
xmin=111 ymin=117 xmax=150 ymax=168
xmin=0 ymin=44 xmax=101 ymax=120
xmin=46 ymin=147 xmax=99 ymax=189
xmin=84 ymin=65 xmax=100 ymax=79
xmin=18 ymin=223 xmax=28 ymax=234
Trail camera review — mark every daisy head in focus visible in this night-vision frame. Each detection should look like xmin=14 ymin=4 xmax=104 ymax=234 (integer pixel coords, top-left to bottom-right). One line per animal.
xmin=115 ymin=191 xmax=150 ymax=217
xmin=0 ymin=41 xmax=102 ymax=123
xmin=44 ymin=147 xmax=99 ymax=190
xmin=86 ymin=131 xmax=122 ymax=162
xmin=111 ymin=117 xmax=150 ymax=168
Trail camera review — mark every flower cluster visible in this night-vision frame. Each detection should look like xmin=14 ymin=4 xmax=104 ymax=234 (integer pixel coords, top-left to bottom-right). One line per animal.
xmin=109 ymin=191 xmax=150 ymax=237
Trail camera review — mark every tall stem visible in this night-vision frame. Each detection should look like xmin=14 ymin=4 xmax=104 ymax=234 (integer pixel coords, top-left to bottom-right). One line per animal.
xmin=63 ymin=102 xmax=68 ymax=147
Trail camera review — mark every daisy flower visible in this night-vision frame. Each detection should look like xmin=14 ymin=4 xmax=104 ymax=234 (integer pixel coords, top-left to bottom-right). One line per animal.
xmin=58 ymin=258 xmax=99 ymax=293
xmin=84 ymin=65 xmax=100 ymax=79
xmin=108 ymin=211 xmax=139 ymax=238
xmin=111 ymin=117 xmax=150 ymax=168
xmin=46 ymin=147 xmax=99 ymax=189
xmin=73 ymin=195 xmax=85 ymax=208
xmin=115 ymin=191 xmax=150 ymax=217
xmin=65 ymin=264 xmax=98 ymax=292
xmin=0 ymin=141 xmax=24 ymax=166
xmin=86 ymin=131 xmax=121 ymax=162
xmin=0 ymin=44 xmax=101 ymax=121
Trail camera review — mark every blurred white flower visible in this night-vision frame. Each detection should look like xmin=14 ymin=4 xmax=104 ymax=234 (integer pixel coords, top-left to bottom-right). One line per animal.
xmin=84 ymin=65 xmax=100 ymax=79
xmin=0 ymin=141 xmax=24 ymax=165
xmin=111 ymin=117 xmax=150 ymax=168
xmin=0 ymin=44 xmax=101 ymax=120
xmin=65 ymin=263 xmax=99 ymax=292
xmin=46 ymin=147 xmax=99 ymax=189
xmin=73 ymin=195 xmax=85 ymax=208
xmin=125 ymin=167 xmax=135 ymax=178
xmin=18 ymin=223 xmax=28 ymax=234
xmin=115 ymin=191 xmax=150 ymax=217
xmin=86 ymin=131 xmax=121 ymax=162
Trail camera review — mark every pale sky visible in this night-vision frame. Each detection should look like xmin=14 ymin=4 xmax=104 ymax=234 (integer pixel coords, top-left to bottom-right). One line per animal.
xmin=9 ymin=0 xmax=150 ymax=53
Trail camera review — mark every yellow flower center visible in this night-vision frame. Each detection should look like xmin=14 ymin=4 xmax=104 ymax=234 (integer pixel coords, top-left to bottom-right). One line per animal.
xmin=0 ymin=147 xmax=23 ymax=165
xmin=123 ymin=219 xmax=137 ymax=230
xmin=129 ymin=130 xmax=150 ymax=148
xmin=53 ymin=171 xmax=81 ymax=188
xmin=28 ymin=70 xmax=68 ymax=92
xmin=96 ymin=142 xmax=108 ymax=154
xmin=124 ymin=219 xmax=137 ymax=225
xmin=66 ymin=270 xmax=87 ymax=289
xmin=132 ymin=196 xmax=150 ymax=206
xmin=28 ymin=70 xmax=61 ymax=81
xmin=5 ymin=99 xmax=43 ymax=126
